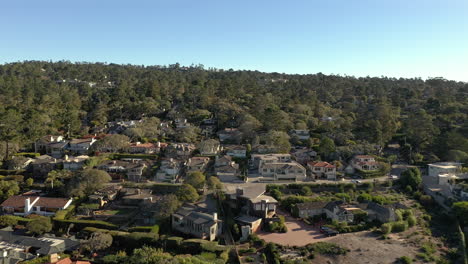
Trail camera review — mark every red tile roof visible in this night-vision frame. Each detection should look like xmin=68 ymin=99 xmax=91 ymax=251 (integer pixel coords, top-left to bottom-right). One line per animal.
xmin=1 ymin=196 xmax=71 ymax=208
xmin=307 ymin=161 xmax=335 ymax=168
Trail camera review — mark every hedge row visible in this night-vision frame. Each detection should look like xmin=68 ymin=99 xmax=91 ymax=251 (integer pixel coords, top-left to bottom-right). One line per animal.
xmin=54 ymin=205 xmax=76 ymax=220
xmin=82 ymin=227 xmax=159 ymax=249
xmin=54 ymin=218 xmax=118 ymax=230
xmin=127 ymin=224 xmax=159 ymax=234
xmin=13 ymin=152 xmax=41 ymax=158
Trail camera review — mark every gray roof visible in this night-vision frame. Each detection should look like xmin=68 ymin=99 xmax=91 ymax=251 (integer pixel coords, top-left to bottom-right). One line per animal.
xmin=0 ymin=230 xmax=80 ymax=256
xmin=235 ymin=215 xmax=262 ymax=224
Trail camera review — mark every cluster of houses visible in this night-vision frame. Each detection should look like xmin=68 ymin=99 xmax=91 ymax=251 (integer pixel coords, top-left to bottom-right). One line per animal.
xmin=11 ymin=117 xmax=385 ymax=186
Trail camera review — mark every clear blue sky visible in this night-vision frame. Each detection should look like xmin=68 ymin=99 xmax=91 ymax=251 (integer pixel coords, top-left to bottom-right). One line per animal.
xmin=1 ymin=0 xmax=467 ymax=81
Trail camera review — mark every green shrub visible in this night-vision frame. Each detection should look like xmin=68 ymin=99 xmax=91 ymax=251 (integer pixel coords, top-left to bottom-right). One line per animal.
xmin=199 ymin=252 xmax=217 ymax=261
xmin=244 ymin=256 xmax=255 ymax=262
xmin=54 ymin=205 xmax=76 ymax=220
xmin=407 ymin=215 xmax=417 ymax=227
xmin=128 ymin=224 xmax=159 ymax=234
xmin=54 ymin=218 xmax=118 ymax=230
xmin=308 ymin=242 xmax=348 ymax=255
xmin=0 ymin=215 xmax=19 ymax=227
xmin=391 ymin=221 xmax=408 ymax=233
xmin=13 ymin=152 xmax=40 ymax=158
xmin=399 ymin=256 xmax=413 ymax=264
xmin=381 ymin=223 xmax=392 ymax=234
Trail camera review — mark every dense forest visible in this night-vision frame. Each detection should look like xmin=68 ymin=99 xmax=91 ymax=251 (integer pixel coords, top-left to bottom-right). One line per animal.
xmin=0 ymin=61 xmax=467 ymax=164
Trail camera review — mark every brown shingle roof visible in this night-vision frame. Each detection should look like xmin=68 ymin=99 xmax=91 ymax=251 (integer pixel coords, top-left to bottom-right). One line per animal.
xmin=1 ymin=196 xmax=71 ymax=208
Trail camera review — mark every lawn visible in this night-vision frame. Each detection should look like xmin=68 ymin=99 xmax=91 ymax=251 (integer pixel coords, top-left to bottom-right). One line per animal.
xmin=103 ymin=208 xmax=135 ymax=215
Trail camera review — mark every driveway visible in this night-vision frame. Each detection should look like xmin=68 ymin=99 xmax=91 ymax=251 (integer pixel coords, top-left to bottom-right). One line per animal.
xmin=257 ymin=211 xmax=333 ymax=247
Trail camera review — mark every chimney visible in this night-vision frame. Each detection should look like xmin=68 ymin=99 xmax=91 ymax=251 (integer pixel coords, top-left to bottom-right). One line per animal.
xmin=136 ymin=142 xmax=141 ymax=145
xmin=212 ymin=213 xmax=217 ymax=221
xmin=113 ymin=160 xmax=117 ymax=164
xmin=49 ymin=253 xmax=59 ymax=263
xmin=236 ymin=187 xmax=244 ymax=196
xmin=157 ymin=142 xmax=161 ymax=148
xmin=64 ymin=155 xmax=69 ymax=161
xmin=25 ymin=198 xmax=31 ymax=213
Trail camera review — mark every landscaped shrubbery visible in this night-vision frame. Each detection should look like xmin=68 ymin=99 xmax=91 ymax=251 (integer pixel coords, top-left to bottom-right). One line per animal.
xmin=128 ymin=224 xmax=159 ymax=234
xmin=267 ymin=216 xmax=287 ymax=233
xmin=55 ymin=218 xmax=118 ymax=230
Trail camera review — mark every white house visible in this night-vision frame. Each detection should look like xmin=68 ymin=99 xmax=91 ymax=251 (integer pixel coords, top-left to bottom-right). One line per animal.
xmin=307 ymin=161 xmax=337 ymax=180
xmin=351 ymin=155 xmax=379 ymax=171
xmin=1 ymin=196 xmax=73 ymax=216
xmin=68 ymin=138 xmax=97 ymax=154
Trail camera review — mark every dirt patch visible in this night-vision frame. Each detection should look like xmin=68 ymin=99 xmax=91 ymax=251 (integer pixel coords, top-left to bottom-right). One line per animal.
xmin=313 ymin=231 xmax=419 ymax=264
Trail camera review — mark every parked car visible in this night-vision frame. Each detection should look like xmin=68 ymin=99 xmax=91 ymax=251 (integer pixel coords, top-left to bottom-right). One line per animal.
xmin=319 ymin=226 xmax=331 ymax=233
xmin=324 ymin=229 xmax=339 ymax=237
xmin=351 ymin=180 xmax=362 ymax=184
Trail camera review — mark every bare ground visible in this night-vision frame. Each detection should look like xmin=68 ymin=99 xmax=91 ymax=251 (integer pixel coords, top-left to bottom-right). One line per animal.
xmin=313 ymin=231 xmax=421 ymax=264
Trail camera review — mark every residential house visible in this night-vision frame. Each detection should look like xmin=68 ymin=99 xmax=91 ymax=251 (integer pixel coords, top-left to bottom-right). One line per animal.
xmin=165 ymin=143 xmax=195 ymax=159
xmin=36 ymin=135 xmax=65 ymax=154
xmin=250 ymin=154 xmax=306 ymax=181
xmin=307 ymin=161 xmax=337 ymax=180
xmin=88 ymin=185 xmax=122 ymax=207
xmin=98 ymin=160 xmax=148 ymax=182
xmin=186 ymin=157 xmax=210 ymax=174
xmin=0 ymin=230 xmax=80 ymax=263
xmin=250 ymin=154 xmax=292 ymax=170
xmin=121 ymin=188 xmax=159 ymax=206
xmin=30 ymin=155 xmax=62 ymax=178
xmin=225 ymin=145 xmax=247 ymax=158
xmin=295 ymin=201 xmax=328 ymax=218
xmin=50 ymin=256 xmax=91 ymax=264
xmin=128 ymin=142 xmax=167 ymax=154
xmin=290 ymin=147 xmax=317 ymax=165
xmin=47 ymin=141 xmax=70 ymax=158
xmin=258 ymin=161 xmax=306 ymax=181
xmin=251 ymin=144 xmax=277 ymax=154
xmin=224 ymin=185 xmax=278 ymax=219
xmin=174 ymin=118 xmax=190 ymax=129
xmin=428 ymin=162 xmax=462 ymax=177
xmin=68 ymin=138 xmax=97 ymax=155
xmin=198 ymin=139 xmax=222 ymax=156
xmin=172 ymin=204 xmax=222 ymax=241
xmin=422 ymin=162 xmax=468 ymax=210
xmin=217 ymin=128 xmax=242 ymax=143
xmin=126 ymin=162 xmax=148 ymax=182
xmin=289 ymin=129 xmax=310 ymax=140
xmin=62 ymin=155 xmax=89 ymax=171
xmin=363 ymin=202 xmax=397 ymax=223
xmin=200 ymin=118 xmax=217 ymax=137
xmin=234 ymin=215 xmax=263 ymax=234
xmin=351 ymin=155 xmax=380 ymax=171
xmin=214 ymin=155 xmax=240 ymax=182
xmin=155 ymin=158 xmax=183 ymax=182
xmin=1 ymin=196 xmax=73 ymax=216
xmin=324 ymin=201 xmax=357 ymax=223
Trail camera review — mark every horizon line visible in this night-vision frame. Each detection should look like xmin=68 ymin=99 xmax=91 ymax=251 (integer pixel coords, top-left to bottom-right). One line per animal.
xmin=1 ymin=59 xmax=466 ymax=84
